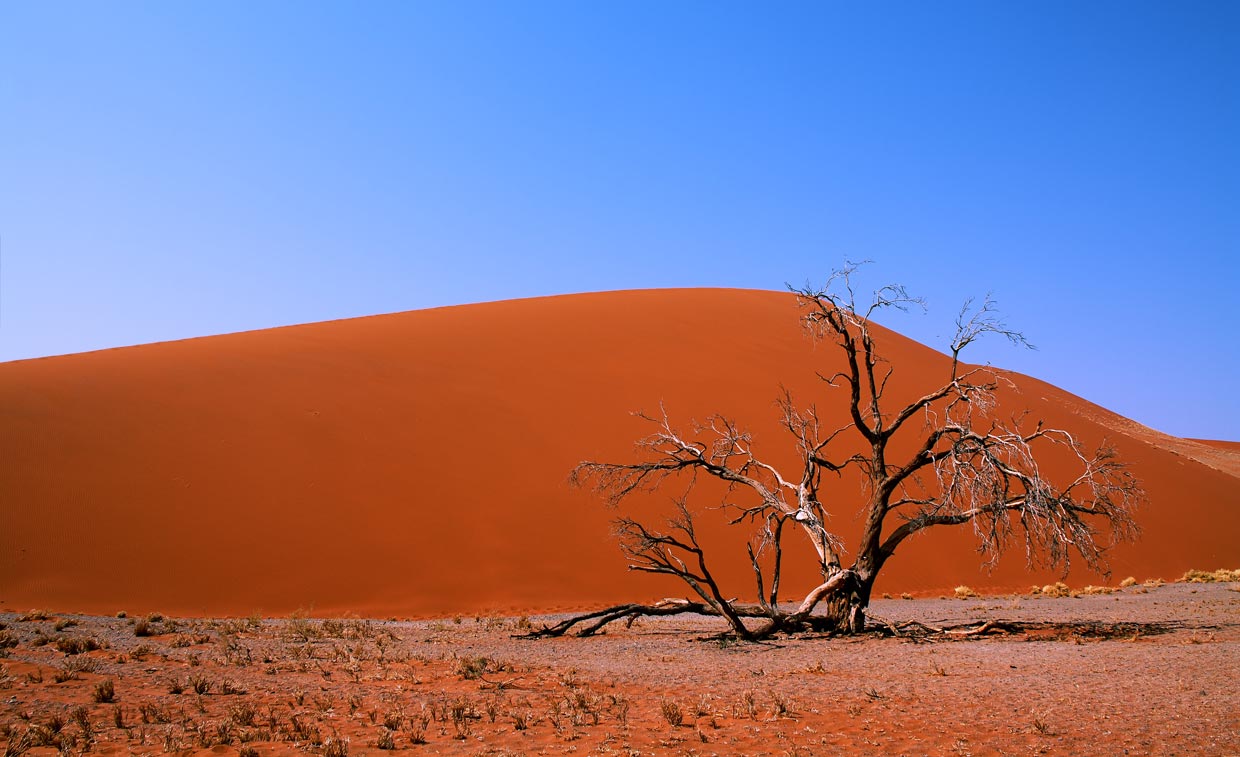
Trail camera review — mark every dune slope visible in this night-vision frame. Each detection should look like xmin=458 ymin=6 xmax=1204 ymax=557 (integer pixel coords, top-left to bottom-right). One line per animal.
xmin=1 ymin=289 xmax=1236 ymax=617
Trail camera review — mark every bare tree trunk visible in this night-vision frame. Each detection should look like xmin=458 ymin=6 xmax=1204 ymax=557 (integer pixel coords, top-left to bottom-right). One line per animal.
xmin=800 ymin=569 xmax=871 ymax=634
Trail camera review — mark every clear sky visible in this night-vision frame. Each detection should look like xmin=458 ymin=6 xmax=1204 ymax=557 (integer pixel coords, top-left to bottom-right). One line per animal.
xmin=2 ymin=2 xmax=1237 ymax=439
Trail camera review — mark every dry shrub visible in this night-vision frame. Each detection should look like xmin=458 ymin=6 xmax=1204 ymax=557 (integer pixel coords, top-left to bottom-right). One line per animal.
xmin=953 ymin=585 xmax=978 ymax=599
xmin=1119 ymin=576 xmax=1137 ymax=587
xmin=1040 ymin=582 xmax=1072 ymax=598
xmin=188 ymin=673 xmax=213 ymax=695
xmin=229 ymin=702 xmax=257 ymax=727
xmin=220 ymin=679 xmax=246 ymax=696
xmin=138 ymin=703 xmax=170 ymax=724
xmin=406 ymin=712 xmax=430 ymax=744
xmin=1180 ymin=568 xmax=1240 ymax=583
xmin=71 ymin=706 xmax=92 ymax=742
xmin=511 ymin=710 xmax=531 ymax=731
xmin=287 ymin=612 xmax=321 ymax=641
xmin=1078 ymin=585 xmax=1114 ymax=595
xmin=92 ymin=679 xmax=116 ymax=703
xmin=54 ymin=636 xmax=102 ymax=655
xmin=376 ymin=728 xmax=396 ymax=750
xmin=52 ymin=656 xmax=97 ymax=682
xmin=455 ymin=655 xmax=491 ymax=680
xmin=449 ymin=698 xmax=476 ymax=739
xmin=660 ymin=699 xmax=684 ymax=727
xmin=382 ymin=710 xmax=403 ymax=731
xmin=322 ymin=735 xmax=349 ymax=757
xmin=770 ymin=691 xmax=794 ymax=718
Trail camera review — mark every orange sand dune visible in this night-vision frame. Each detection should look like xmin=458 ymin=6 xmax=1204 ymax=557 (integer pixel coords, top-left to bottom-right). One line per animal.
xmin=1 ymin=289 xmax=1236 ymax=617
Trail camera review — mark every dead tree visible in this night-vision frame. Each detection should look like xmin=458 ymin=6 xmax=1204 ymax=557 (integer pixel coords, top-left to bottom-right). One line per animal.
xmin=530 ymin=263 xmax=1142 ymax=640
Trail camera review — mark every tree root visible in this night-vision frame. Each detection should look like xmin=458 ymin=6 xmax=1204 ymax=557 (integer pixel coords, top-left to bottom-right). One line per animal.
xmin=875 ymin=619 xmax=1184 ymax=641
xmin=517 ymin=599 xmax=721 ymax=638
xmin=516 ymin=598 xmax=837 ymax=639
xmin=520 ymin=602 xmax=1188 ymax=643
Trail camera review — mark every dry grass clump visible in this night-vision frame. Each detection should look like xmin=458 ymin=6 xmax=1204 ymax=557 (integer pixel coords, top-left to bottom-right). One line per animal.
xmin=133 ymin=613 xmax=174 ymax=637
xmin=1029 ymin=581 xmax=1073 ymax=598
xmin=92 ymin=679 xmax=116 ymax=703
xmin=1179 ymin=568 xmax=1240 ymax=583
xmin=1119 ymin=576 xmax=1137 ymax=587
xmin=660 ymin=699 xmax=685 ymax=727
xmin=322 ymin=734 xmax=349 ymax=757
xmin=375 ymin=727 xmax=396 ymax=750
xmin=52 ymin=656 xmax=98 ymax=682
xmin=1078 ymin=585 xmax=1115 ymax=595
xmin=54 ymin=636 xmax=104 ymax=655
xmin=188 ymin=672 xmax=213 ymax=695
xmin=953 ymin=586 xmax=978 ymax=599
xmin=454 ymin=655 xmax=492 ymax=680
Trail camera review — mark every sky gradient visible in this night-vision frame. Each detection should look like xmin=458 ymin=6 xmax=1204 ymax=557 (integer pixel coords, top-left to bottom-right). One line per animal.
xmin=2 ymin=1 xmax=1237 ymax=439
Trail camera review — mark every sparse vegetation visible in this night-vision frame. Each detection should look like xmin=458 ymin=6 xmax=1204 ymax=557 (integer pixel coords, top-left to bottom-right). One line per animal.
xmin=54 ymin=636 xmax=103 ymax=655
xmin=0 ymin=585 xmax=1232 ymax=755
xmin=1080 ymin=585 xmax=1115 ymax=595
xmin=660 ymin=699 xmax=684 ymax=727
xmin=455 ymin=654 xmax=492 ymax=680
xmin=376 ymin=727 xmax=396 ymax=749
xmin=188 ymin=673 xmax=213 ymax=695
xmin=1180 ymin=568 xmax=1240 ymax=583
xmin=92 ymin=679 xmax=116 ymax=703
xmin=322 ymin=734 xmax=349 ymax=757
xmin=1035 ymin=582 xmax=1073 ymax=598
xmin=52 ymin=656 xmax=96 ymax=682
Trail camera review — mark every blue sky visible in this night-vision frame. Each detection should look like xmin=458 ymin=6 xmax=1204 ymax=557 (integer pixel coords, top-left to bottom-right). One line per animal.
xmin=2 ymin=1 xmax=1236 ymax=439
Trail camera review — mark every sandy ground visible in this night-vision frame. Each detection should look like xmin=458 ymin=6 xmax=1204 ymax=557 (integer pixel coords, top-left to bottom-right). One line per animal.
xmin=2 ymin=581 xmax=1237 ymax=757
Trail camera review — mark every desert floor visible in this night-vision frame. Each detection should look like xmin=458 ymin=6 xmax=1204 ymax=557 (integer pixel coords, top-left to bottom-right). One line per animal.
xmin=1 ymin=581 xmax=1237 ymax=757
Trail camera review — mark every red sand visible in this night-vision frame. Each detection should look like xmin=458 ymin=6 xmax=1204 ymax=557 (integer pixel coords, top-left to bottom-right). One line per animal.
xmin=2 ymin=584 xmax=1237 ymax=757
xmin=1 ymin=288 xmax=1236 ymax=617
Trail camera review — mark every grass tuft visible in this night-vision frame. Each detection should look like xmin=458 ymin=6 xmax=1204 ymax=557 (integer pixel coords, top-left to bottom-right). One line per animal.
xmin=92 ymin=679 xmax=116 ymax=703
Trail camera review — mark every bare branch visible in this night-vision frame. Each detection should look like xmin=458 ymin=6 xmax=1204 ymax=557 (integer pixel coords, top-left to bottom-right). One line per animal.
xmin=558 ymin=265 xmax=1145 ymax=640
